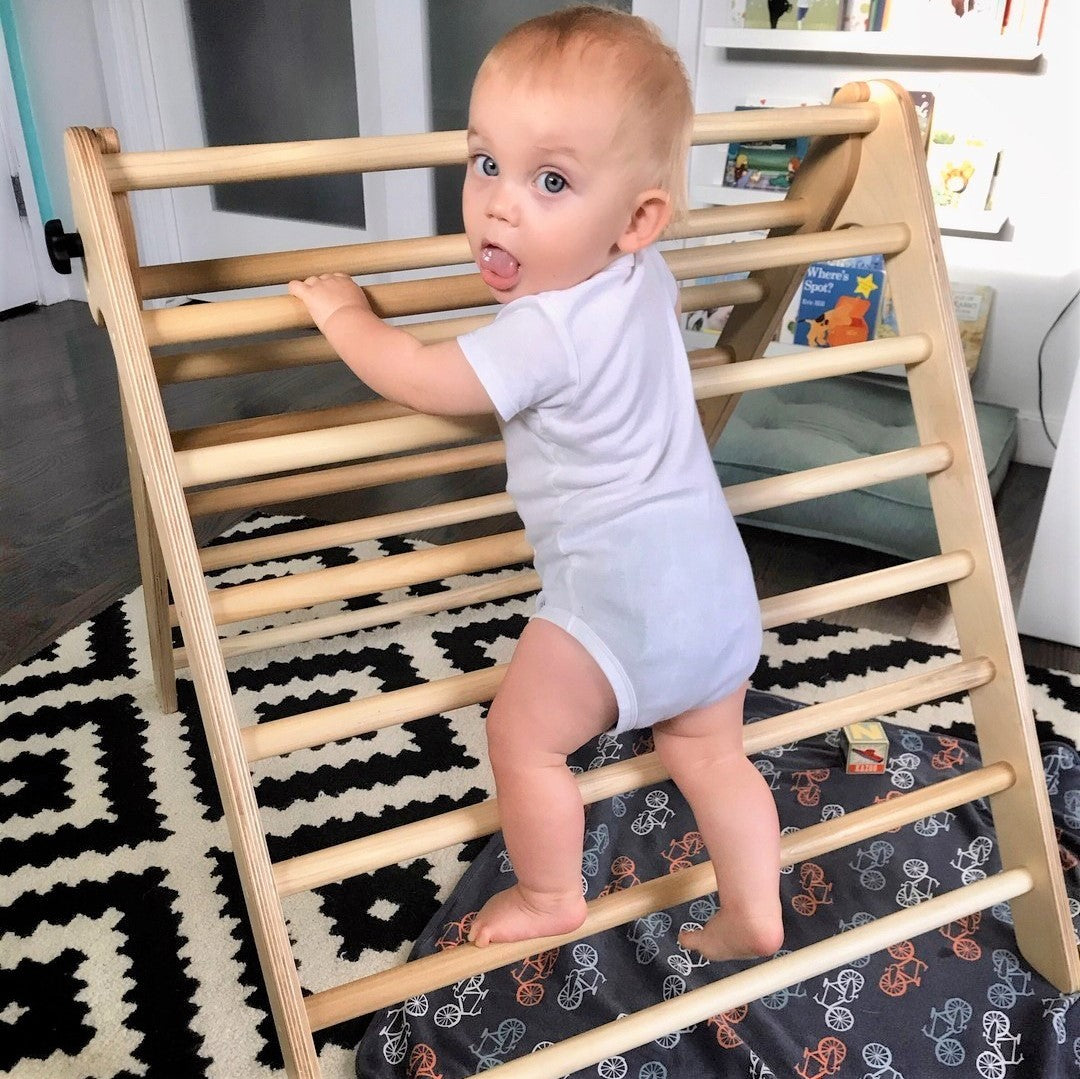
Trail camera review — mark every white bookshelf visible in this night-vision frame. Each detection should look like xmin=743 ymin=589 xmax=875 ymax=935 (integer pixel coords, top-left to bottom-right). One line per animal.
xmin=703 ymin=28 xmax=1041 ymax=62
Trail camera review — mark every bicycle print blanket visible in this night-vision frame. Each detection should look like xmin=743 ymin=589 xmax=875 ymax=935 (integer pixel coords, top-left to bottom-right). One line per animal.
xmin=355 ymin=691 xmax=1080 ymax=1079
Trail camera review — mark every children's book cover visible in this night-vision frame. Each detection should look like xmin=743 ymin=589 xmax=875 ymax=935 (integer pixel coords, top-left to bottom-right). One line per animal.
xmin=842 ymin=0 xmax=873 ymax=30
xmin=886 ymin=0 xmax=1008 ymax=35
xmin=926 ymin=124 xmax=1000 ymax=212
xmin=742 ymin=0 xmax=844 ymax=29
xmin=907 ymin=90 xmax=935 ymax=151
xmin=792 ymin=260 xmax=886 ymax=348
xmin=950 ymin=282 xmax=995 ymax=374
xmin=724 ymin=106 xmax=811 ymax=191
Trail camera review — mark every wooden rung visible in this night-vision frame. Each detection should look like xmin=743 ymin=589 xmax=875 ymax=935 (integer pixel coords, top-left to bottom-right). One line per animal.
xmin=272 ymin=657 xmax=994 ymax=890
xmin=693 ymin=334 xmax=931 ymax=400
xmin=761 ymin=550 xmax=975 ymax=629
xmin=185 ymin=441 xmax=508 ymax=517
xmin=154 ymin=276 xmax=745 ymax=385
xmin=251 ymin=666 xmax=506 ymax=765
xmin=200 ymin=492 xmax=515 ymax=571
xmin=174 ymin=399 xmax=411 ymax=453
xmin=141 ymin=223 xmax=909 ymax=348
xmin=197 ymin=530 xmax=533 ymax=626
xmin=105 ymin=104 xmax=877 ymax=193
xmin=174 ymin=411 xmax=500 ymax=488
xmin=153 ymin=316 xmax=489 ymax=385
xmin=174 ymin=335 xmax=925 ymax=491
xmin=139 ymin=203 xmax=808 ymax=301
xmin=175 ymin=570 xmax=538 ymax=669
xmin=681 ymin=278 xmax=764 ymax=316
xmin=665 ymin=222 xmax=909 ymax=283
xmin=455 ymin=871 xmax=1029 ymax=1079
xmin=201 ymin=442 xmax=948 ymax=575
xmin=302 ymin=764 xmax=1015 ymax=1031
xmin=726 ymin=443 xmax=953 ymax=517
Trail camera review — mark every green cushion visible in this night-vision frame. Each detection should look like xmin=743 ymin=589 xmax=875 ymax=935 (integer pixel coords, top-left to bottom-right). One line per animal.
xmin=711 ymin=374 xmax=1018 ymax=560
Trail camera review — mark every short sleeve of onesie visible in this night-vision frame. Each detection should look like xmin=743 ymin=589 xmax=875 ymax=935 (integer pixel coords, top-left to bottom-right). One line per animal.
xmin=457 ymin=297 xmax=577 ymax=422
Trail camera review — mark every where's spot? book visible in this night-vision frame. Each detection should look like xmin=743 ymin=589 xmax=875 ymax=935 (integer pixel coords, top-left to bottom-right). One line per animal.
xmin=789 ymin=258 xmax=887 ymax=348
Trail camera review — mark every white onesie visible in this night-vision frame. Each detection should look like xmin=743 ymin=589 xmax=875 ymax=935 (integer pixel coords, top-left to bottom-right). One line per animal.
xmin=458 ymin=245 xmax=761 ymax=734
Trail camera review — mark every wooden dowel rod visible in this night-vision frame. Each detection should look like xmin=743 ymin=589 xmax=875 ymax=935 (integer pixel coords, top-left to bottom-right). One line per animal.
xmin=199 ymin=530 xmax=533 ymax=626
xmin=203 ymin=442 xmax=948 ymax=576
xmin=762 ymin=551 xmax=975 ymax=629
xmin=690 ymin=102 xmax=879 ymax=144
xmin=464 ymin=870 xmax=1028 ymax=1079
xmin=174 ymin=399 xmax=412 ymax=453
xmin=139 ymin=202 xmax=807 ymax=301
xmin=174 ymin=333 xmax=927 ymax=491
xmin=692 ymin=334 xmax=932 ymax=401
xmin=154 ymin=316 xmax=491 ymax=385
xmin=107 ymin=128 xmax=470 ymax=191
xmin=666 ymin=222 xmax=909 ymax=282
xmin=185 ymin=441 xmax=507 ymax=517
xmin=303 ymin=765 xmax=1015 ymax=1031
xmin=174 ymin=412 xmax=499 ymax=488
xmin=156 ymin=279 xmax=748 ymax=386
xmin=200 ymin=492 xmax=516 ymax=571
xmin=726 ymin=443 xmax=953 ymax=517
xmin=273 ymin=657 xmax=994 ymax=889
xmin=680 ymin=278 xmax=764 ymax=315
xmin=142 ymin=224 xmax=907 ymax=348
xmin=181 ymin=569 xmax=538 ymax=670
xmin=198 ymin=443 xmax=951 ymax=661
xmin=106 ymin=105 xmax=876 ymax=193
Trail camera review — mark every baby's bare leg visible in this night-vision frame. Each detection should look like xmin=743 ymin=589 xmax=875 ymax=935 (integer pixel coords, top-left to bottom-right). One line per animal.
xmin=653 ymin=684 xmax=784 ymax=961
xmin=469 ymin=618 xmax=617 ymax=947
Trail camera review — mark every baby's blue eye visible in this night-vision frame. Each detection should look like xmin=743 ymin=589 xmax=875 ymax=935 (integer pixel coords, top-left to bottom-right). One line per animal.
xmin=473 ymin=154 xmax=498 ymax=177
xmin=539 ymin=171 xmax=567 ymax=194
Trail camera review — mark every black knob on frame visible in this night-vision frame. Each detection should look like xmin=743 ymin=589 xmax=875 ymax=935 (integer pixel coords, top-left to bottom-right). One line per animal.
xmin=44 ymin=219 xmax=84 ymax=274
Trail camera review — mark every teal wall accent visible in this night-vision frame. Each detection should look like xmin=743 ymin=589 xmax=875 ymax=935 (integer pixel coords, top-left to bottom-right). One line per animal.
xmin=0 ymin=0 xmax=53 ymax=221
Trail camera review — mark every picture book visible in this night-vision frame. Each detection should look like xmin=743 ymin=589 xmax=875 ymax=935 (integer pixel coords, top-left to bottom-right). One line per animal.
xmin=724 ymin=106 xmax=811 ymax=192
xmin=950 ymin=282 xmax=995 ymax=375
xmin=886 ymin=0 xmax=1008 ymax=35
xmin=907 ymin=90 xmax=935 ymax=151
xmin=926 ymin=123 xmax=1001 ymax=212
xmin=790 ymin=260 xmax=887 ymax=348
xmin=841 ymin=1 xmax=873 ymax=30
xmin=741 ymin=0 xmax=844 ymax=30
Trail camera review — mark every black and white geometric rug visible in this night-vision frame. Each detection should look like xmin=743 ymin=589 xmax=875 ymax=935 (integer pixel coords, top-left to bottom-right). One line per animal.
xmin=2 ymin=514 xmax=1077 ymax=1077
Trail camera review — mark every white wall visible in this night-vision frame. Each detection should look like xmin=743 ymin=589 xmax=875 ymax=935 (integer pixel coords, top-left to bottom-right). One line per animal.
xmin=691 ymin=0 xmax=1080 ymax=466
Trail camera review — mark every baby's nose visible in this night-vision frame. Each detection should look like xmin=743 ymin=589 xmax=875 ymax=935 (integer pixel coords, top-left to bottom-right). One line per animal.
xmin=486 ymin=182 xmax=519 ymax=225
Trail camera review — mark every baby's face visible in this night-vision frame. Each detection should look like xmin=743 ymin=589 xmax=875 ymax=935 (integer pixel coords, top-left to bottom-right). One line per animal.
xmin=463 ymin=63 xmax=649 ymax=303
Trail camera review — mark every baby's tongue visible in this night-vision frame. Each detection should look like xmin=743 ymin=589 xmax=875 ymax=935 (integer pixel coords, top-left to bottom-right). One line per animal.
xmin=480 ymin=244 xmax=519 ymax=283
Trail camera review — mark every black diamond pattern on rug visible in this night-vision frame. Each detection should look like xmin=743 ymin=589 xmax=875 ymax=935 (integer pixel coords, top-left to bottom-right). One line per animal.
xmin=3 ymin=515 xmax=1078 ymax=1077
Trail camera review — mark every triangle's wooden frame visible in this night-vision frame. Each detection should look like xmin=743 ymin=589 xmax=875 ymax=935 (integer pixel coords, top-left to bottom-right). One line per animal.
xmin=63 ymin=82 xmax=1080 ymax=1077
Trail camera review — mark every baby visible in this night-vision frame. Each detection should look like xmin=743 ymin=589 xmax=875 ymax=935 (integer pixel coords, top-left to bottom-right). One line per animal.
xmin=289 ymin=4 xmax=783 ymax=962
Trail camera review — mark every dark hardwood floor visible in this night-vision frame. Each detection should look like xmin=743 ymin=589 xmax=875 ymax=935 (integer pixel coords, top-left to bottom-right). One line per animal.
xmin=2 ymin=299 xmax=1076 ymax=678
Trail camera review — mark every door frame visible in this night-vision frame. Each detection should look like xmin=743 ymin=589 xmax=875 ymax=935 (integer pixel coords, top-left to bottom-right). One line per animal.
xmin=0 ymin=29 xmax=65 ymax=306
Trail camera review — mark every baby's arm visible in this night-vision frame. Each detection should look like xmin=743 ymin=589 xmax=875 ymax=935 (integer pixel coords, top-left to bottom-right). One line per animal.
xmin=288 ymin=272 xmax=493 ymax=417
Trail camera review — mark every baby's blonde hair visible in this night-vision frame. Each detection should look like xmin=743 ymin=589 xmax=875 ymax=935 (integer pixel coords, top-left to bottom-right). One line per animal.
xmin=480 ymin=4 xmax=694 ymax=222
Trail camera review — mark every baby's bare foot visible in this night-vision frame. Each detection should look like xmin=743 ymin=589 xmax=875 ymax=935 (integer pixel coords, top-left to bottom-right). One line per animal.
xmin=468 ymin=884 xmax=587 ymax=947
xmin=678 ymin=908 xmax=784 ymax=962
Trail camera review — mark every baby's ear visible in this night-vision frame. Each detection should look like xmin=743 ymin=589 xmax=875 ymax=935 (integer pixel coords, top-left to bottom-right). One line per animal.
xmin=617 ymin=189 xmax=672 ymax=254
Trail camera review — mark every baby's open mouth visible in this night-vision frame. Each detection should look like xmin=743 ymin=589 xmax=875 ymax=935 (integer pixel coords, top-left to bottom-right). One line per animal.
xmin=478 ymin=243 xmax=521 ymax=292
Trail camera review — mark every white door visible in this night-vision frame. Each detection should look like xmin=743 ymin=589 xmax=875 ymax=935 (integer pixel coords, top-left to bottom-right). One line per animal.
xmin=0 ymin=45 xmax=39 ymax=312
xmin=122 ymin=0 xmax=691 ymax=291
xmin=138 ymin=0 xmax=432 ymax=277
